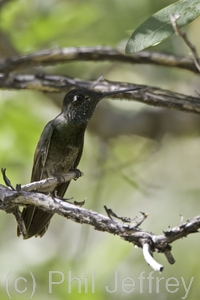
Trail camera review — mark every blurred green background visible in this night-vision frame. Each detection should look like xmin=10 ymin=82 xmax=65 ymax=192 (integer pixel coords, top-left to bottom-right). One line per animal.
xmin=0 ymin=0 xmax=200 ymax=299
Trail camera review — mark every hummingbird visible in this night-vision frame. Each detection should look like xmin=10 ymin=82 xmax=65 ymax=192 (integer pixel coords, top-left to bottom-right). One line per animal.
xmin=17 ymin=87 xmax=136 ymax=239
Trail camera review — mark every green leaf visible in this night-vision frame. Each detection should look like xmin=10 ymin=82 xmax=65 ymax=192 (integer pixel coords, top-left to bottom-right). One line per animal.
xmin=125 ymin=0 xmax=200 ymax=53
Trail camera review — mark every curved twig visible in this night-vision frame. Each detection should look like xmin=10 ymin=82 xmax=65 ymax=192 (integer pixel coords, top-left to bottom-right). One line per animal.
xmin=0 ymin=46 xmax=198 ymax=73
xmin=142 ymin=243 xmax=164 ymax=272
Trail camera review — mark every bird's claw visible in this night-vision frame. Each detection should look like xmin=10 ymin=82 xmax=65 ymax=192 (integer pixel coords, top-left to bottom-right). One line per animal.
xmin=71 ymin=168 xmax=83 ymax=181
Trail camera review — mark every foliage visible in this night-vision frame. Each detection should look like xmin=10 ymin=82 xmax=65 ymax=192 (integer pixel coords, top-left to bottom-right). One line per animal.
xmin=126 ymin=0 xmax=200 ymax=53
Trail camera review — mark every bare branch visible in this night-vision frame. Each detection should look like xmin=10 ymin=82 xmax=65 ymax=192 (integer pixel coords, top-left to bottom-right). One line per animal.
xmin=0 ymin=74 xmax=200 ymax=115
xmin=0 ymin=46 xmax=198 ymax=73
xmin=0 ymin=184 xmax=200 ymax=271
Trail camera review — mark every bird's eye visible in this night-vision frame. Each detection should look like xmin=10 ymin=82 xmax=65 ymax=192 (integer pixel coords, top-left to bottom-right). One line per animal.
xmin=73 ymin=94 xmax=84 ymax=104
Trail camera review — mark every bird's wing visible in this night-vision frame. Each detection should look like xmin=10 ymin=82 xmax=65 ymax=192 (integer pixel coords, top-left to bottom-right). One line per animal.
xmin=17 ymin=121 xmax=55 ymax=238
xmin=21 ymin=133 xmax=84 ymax=238
xmin=18 ymin=121 xmax=85 ymax=239
xmin=31 ymin=120 xmax=54 ymax=181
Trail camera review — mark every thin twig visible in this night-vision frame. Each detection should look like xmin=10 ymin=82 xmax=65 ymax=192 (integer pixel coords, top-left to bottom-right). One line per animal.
xmin=1 ymin=168 xmax=15 ymax=190
xmin=171 ymin=14 xmax=200 ymax=72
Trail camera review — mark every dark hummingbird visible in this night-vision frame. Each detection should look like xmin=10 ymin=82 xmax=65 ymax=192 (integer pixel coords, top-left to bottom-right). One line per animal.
xmin=17 ymin=87 xmax=136 ymax=239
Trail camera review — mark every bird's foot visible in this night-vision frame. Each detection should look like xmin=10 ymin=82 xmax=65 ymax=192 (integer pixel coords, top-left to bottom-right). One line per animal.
xmin=71 ymin=168 xmax=83 ymax=181
xmin=54 ymin=174 xmax=65 ymax=184
xmin=53 ymin=169 xmax=83 ymax=184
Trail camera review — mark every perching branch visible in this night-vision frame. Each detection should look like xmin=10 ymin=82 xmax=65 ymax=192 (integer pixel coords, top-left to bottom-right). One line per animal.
xmin=1 ymin=167 xmax=83 ymax=193
xmin=1 ymin=178 xmax=200 ymax=272
xmin=21 ymin=170 xmax=84 ymax=193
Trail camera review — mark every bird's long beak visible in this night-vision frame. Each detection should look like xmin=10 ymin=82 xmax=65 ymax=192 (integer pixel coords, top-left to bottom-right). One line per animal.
xmin=101 ymin=87 xmax=138 ymax=98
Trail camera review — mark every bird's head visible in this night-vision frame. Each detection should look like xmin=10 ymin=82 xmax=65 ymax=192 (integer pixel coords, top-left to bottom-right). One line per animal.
xmin=62 ymin=88 xmax=103 ymax=123
xmin=62 ymin=87 xmax=137 ymax=124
